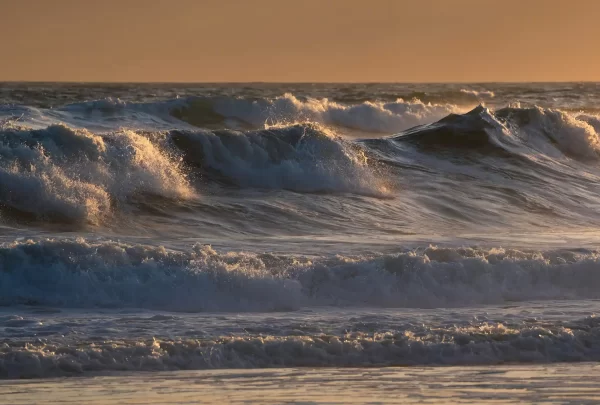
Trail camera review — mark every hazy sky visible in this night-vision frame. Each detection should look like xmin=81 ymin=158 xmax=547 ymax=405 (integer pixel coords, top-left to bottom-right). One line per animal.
xmin=2 ymin=0 xmax=599 ymax=82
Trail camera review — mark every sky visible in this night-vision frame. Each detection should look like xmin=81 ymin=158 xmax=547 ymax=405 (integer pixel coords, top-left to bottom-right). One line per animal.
xmin=1 ymin=0 xmax=599 ymax=82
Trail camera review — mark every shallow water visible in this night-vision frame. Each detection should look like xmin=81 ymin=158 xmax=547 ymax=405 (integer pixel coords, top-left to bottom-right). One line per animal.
xmin=2 ymin=364 xmax=600 ymax=404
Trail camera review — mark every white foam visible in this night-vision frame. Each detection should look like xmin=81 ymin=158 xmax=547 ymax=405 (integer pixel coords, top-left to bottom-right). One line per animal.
xmin=0 ymin=125 xmax=193 ymax=224
xmin=460 ymin=89 xmax=496 ymax=98
xmin=513 ymin=107 xmax=600 ymax=160
xmin=3 ymin=239 xmax=600 ymax=377
xmin=1 ymin=316 xmax=600 ymax=378
xmin=2 ymin=239 xmax=600 ymax=311
xmin=53 ymin=94 xmax=462 ymax=134
xmin=0 ymin=240 xmax=303 ymax=311
xmin=578 ymin=113 xmax=600 ymax=134
xmin=208 ymin=93 xmax=461 ymax=133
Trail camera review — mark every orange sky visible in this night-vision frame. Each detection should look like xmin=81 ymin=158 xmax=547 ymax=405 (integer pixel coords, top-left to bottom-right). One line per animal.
xmin=1 ymin=0 xmax=599 ymax=82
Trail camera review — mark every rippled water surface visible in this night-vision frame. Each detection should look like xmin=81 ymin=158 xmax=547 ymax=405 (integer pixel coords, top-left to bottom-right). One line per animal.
xmin=2 ymin=82 xmax=600 ymax=379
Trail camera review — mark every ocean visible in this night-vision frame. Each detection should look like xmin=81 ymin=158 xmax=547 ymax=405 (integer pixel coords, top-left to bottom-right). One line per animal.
xmin=1 ymin=82 xmax=600 ymax=402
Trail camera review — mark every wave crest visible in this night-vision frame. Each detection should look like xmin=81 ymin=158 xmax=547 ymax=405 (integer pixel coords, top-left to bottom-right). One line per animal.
xmin=497 ymin=106 xmax=600 ymax=160
xmin=171 ymin=124 xmax=390 ymax=196
xmin=0 ymin=125 xmax=193 ymax=224
xmin=388 ymin=105 xmax=600 ymax=162
xmin=171 ymin=93 xmax=462 ymax=133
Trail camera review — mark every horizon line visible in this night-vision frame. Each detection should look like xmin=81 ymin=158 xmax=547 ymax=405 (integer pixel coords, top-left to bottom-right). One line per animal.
xmin=1 ymin=80 xmax=599 ymax=85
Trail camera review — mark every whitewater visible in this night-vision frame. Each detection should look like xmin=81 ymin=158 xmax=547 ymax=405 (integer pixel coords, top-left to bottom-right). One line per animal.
xmin=2 ymin=83 xmax=600 ymax=389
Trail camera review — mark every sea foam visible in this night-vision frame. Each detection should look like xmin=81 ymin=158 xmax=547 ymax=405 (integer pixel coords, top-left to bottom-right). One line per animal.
xmin=2 ymin=314 xmax=600 ymax=378
xmin=2 ymin=239 xmax=600 ymax=312
xmin=0 ymin=125 xmax=193 ymax=224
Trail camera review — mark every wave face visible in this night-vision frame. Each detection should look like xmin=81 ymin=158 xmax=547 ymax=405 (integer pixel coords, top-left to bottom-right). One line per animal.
xmin=4 ymin=83 xmax=600 ymax=377
xmin=170 ymin=124 xmax=389 ymax=195
xmin=386 ymin=105 xmax=600 ymax=162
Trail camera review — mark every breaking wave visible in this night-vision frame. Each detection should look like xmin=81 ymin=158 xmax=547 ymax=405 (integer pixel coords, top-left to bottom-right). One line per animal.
xmin=170 ymin=124 xmax=389 ymax=195
xmin=59 ymin=94 xmax=463 ymax=133
xmin=3 ymin=238 xmax=600 ymax=377
xmin=3 ymin=104 xmax=600 ymax=229
xmin=3 ymin=315 xmax=600 ymax=378
xmin=460 ymin=88 xmax=495 ymax=98
xmin=3 ymin=238 xmax=600 ymax=312
xmin=387 ymin=105 xmax=600 ymax=161
xmin=195 ymin=93 xmax=462 ymax=133
xmin=0 ymin=124 xmax=193 ymax=224
xmin=0 ymin=122 xmax=388 ymax=226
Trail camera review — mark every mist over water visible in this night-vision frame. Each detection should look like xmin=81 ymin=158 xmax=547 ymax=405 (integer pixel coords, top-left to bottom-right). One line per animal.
xmin=2 ymin=82 xmax=600 ymax=378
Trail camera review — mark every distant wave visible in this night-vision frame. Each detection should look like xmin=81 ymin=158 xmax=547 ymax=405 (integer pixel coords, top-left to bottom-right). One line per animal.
xmin=460 ymin=88 xmax=495 ymax=98
xmin=55 ymin=96 xmax=600 ymax=162
xmin=3 ymin=238 xmax=600 ymax=312
xmin=389 ymin=106 xmax=511 ymax=154
xmin=197 ymin=93 xmax=462 ymax=133
xmin=56 ymin=94 xmax=464 ymax=133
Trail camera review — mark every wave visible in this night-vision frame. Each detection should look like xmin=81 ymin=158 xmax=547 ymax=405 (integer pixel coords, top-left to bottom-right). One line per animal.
xmin=495 ymin=106 xmax=600 ymax=160
xmin=53 ymin=94 xmax=463 ymax=134
xmin=389 ymin=106 xmax=511 ymax=154
xmin=385 ymin=89 xmax=496 ymax=106
xmin=0 ymin=124 xmax=193 ymax=224
xmin=0 ymin=123 xmax=388 ymax=227
xmin=3 ymin=104 xmax=600 ymax=232
xmin=3 ymin=239 xmax=600 ymax=312
xmin=54 ymin=97 xmax=600 ymax=163
xmin=61 ymin=97 xmax=129 ymax=114
xmin=171 ymin=93 xmax=462 ymax=133
xmin=47 ymin=101 xmax=600 ymax=166
xmin=17 ymin=94 xmax=600 ymax=165
xmin=3 ymin=238 xmax=600 ymax=377
xmin=460 ymin=88 xmax=495 ymax=98
xmin=170 ymin=124 xmax=389 ymax=196
xmin=3 ymin=315 xmax=600 ymax=378
xmin=386 ymin=105 xmax=600 ymax=162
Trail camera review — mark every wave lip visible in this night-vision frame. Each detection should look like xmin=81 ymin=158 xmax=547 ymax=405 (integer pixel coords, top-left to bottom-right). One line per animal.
xmin=495 ymin=106 xmax=600 ymax=160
